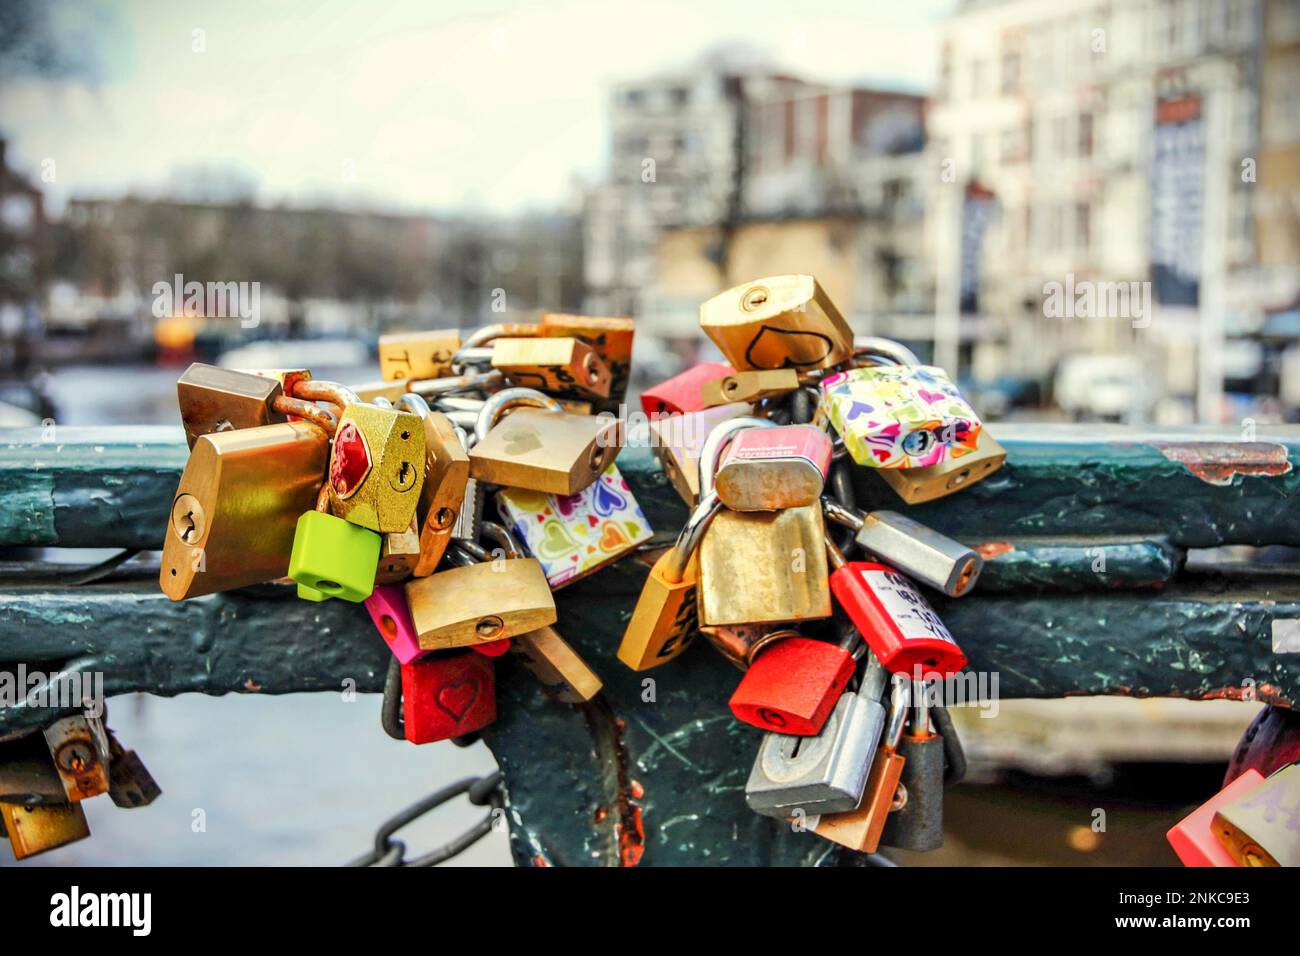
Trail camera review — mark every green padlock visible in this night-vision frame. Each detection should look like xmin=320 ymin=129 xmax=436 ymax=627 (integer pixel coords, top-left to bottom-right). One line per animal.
xmin=288 ymin=509 xmax=382 ymax=603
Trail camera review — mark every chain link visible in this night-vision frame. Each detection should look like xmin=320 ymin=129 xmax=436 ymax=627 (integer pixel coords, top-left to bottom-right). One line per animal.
xmin=346 ymin=771 xmax=505 ymax=867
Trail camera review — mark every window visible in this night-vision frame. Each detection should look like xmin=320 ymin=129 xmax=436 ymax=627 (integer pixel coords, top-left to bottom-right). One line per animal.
xmin=1075 ymin=201 xmax=1092 ymax=251
xmin=1079 ymin=112 xmax=1094 ymax=157
xmin=1001 ymin=49 xmax=1021 ymax=94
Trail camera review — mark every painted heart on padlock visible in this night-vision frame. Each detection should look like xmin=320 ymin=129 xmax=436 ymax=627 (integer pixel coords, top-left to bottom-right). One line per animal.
xmin=536 ymin=519 xmax=579 ymax=560
xmin=743 ymin=324 xmax=835 ymax=369
xmin=590 ymin=475 xmax=626 ymax=516
xmin=330 ymin=421 xmax=372 ymax=498
xmin=436 ymin=678 xmax=481 ymax=723
xmin=553 ymin=491 xmax=582 ymax=519
xmin=598 ymin=520 xmax=629 ymax=552
xmin=501 ymin=421 xmax=543 ymax=456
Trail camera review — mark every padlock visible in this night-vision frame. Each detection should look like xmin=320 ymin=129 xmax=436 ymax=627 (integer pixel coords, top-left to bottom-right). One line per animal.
xmin=714 ymin=424 xmax=833 ymax=511
xmin=703 ymin=622 xmax=787 ymax=670
xmin=729 ymin=632 xmax=857 ymax=736
xmin=365 ymin=583 xmax=427 ymax=664
xmin=246 ymin=367 xmax=312 ymax=405
xmin=483 ymin=336 xmax=613 ymax=399
xmin=512 ymin=625 xmax=604 ymax=703
xmin=700 ymin=275 xmax=854 ymax=373
xmin=698 ymin=504 xmax=832 ymax=626
xmin=1167 ymin=769 xmax=1267 ymax=867
xmin=648 ymin=402 xmax=752 ymax=506
xmin=469 ymin=387 xmax=623 ymax=495
xmin=288 ymin=487 xmax=382 ymax=603
xmin=698 ymin=368 xmax=800 ymax=406
xmin=325 ymin=394 xmax=426 ymax=533
xmin=391 ymin=394 xmax=469 ymax=577
xmin=877 ymin=429 xmax=1007 ymax=504
xmin=539 ymin=312 xmax=635 ymax=412
xmin=378 ymin=328 xmax=462 ymax=381
xmin=404 ymin=545 xmax=556 ymax=651
xmin=106 ymin=738 xmax=162 ymax=809
xmin=818 ymin=363 xmax=981 ymax=469
xmin=823 ymin=498 xmax=982 ymax=598
xmin=375 ymin=518 xmax=421 ymax=584
xmin=161 ymin=421 xmax=329 ymax=600
xmin=1211 ymin=762 xmax=1300 ymax=867
xmin=807 ymin=673 xmax=911 ymax=852
xmin=495 ymin=462 xmax=653 ymax=588
xmin=350 ymin=379 xmax=411 ymax=404
xmin=42 ymin=714 xmax=110 ymax=802
xmin=615 ymin=492 xmax=723 ymax=671
xmin=880 ymin=679 xmax=947 ymax=852
xmin=176 ymin=363 xmax=288 ymax=448
xmin=825 ymin=535 xmax=968 ymax=676
xmin=744 ymin=646 xmax=887 ymax=817
xmin=640 ymin=362 xmax=735 ymax=417
xmin=401 ymin=651 xmax=497 ymax=744
xmin=0 ymin=801 xmax=90 ymax=860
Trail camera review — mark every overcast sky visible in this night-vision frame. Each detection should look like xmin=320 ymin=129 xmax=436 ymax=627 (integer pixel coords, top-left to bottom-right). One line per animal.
xmin=1 ymin=0 xmax=956 ymax=216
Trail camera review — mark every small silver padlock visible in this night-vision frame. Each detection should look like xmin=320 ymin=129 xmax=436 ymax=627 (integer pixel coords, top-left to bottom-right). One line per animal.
xmin=745 ymin=647 xmax=889 ymax=818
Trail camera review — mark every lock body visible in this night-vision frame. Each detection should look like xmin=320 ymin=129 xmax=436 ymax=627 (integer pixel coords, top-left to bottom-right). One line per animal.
xmin=700 ymin=275 xmax=853 ymax=373
xmin=698 ymin=368 xmax=800 ymax=406
xmin=366 ymin=584 xmax=425 ymax=664
xmin=811 ymin=746 xmax=908 ymax=852
xmin=107 ymin=747 xmax=162 ymax=809
xmin=411 ymin=410 xmax=470 ymax=576
xmin=640 ymin=362 xmax=734 ymax=417
xmin=714 ymin=425 xmax=833 ymax=511
xmin=401 ymin=651 xmax=497 ymax=744
xmin=405 ymin=559 xmax=557 ymax=651
xmin=288 ymin=510 xmax=382 ymax=602
xmin=616 ymin=550 xmax=701 ymax=671
xmin=819 ymin=364 xmax=981 ymax=468
xmin=649 ymin=402 xmax=752 ymax=506
xmin=512 ymin=625 xmax=603 ymax=703
xmin=539 ymin=313 xmax=635 ymax=412
xmin=162 ymin=422 xmax=329 ymax=600
xmin=350 ymin=379 xmax=411 ymax=404
xmin=845 ymin=508 xmax=983 ymax=598
xmin=1166 ymin=769 xmax=1266 ymax=866
xmin=729 ymin=637 xmax=855 ymax=735
xmin=1211 ymin=763 xmax=1300 ymax=867
xmin=830 ymin=562 xmax=967 ymax=675
xmin=378 ymin=329 xmax=461 ymax=381
xmin=699 ymin=505 xmax=832 ymax=627
xmin=879 ymin=730 xmax=946 ymax=852
xmin=43 ymin=716 xmax=110 ymax=802
xmin=0 ymin=801 xmax=90 ymax=859
xmin=877 ymin=430 xmax=1006 ymax=504
xmin=376 ymin=519 xmax=421 ymax=584
xmin=469 ymin=407 xmax=623 ymax=495
xmin=328 ymin=404 xmax=426 ymax=533
xmin=490 ymin=336 xmax=613 ymax=399
xmin=703 ymin=623 xmax=785 ymax=670
xmin=495 ymin=463 xmax=653 ymax=588
xmin=177 ymin=363 xmax=287 ymax=448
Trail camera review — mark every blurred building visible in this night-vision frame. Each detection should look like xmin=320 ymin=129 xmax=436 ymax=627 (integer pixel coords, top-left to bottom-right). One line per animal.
xmin=0 ymin=139 xmax=47 ymax=372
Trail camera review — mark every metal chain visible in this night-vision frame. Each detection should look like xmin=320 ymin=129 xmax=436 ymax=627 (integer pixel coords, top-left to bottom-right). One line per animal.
xmin=346 ymin=771 xmax=505 ymax=867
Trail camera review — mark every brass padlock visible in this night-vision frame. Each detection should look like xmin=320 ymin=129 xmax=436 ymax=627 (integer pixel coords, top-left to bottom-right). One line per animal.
xmin=377 ymin=329 xmax=461 ymax=381
xmin=0 ymin=801 xmax=90 ymax=860
xmin=177 ymin=363 xmax=288 ymax=448
xmin=376 ymin=517 xmax=421 ymax=584
xmin=487 ymin=337 xmax=613 ymax=400
xmin=539 ymin=313 xmax=635 ymax=412
xmin=698 ymin=368 xmax=800 ymax=406
xmin=404 ymin=545 xmax=556 ymax=651
xmin=161 ymin=421 xmax=329 ymax=600
xmin=513 ymin=626 xmax=604 ymax=703
xmin=702 ymin=623 xmax=788 ymax=670
xmin=700 ymin=275 xmax=854 ymax=373
xmin=877 ymin=429 xmax=1007 ymax=505
xmin=469 ymin=388 xmax=623 ymax=495
xmin=396 ymin=394 xmax=469 ymax=577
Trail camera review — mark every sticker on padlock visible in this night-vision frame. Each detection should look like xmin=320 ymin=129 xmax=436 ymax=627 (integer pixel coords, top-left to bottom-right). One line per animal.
xmin=495 ymin=463 xmax=653 ymax=589
xmin=1211 ymin=763 xmax=1300 ymax=867
xmin=648 ymin=402 xmax=753 ymax=506
xmin=1167 ymin=769 xmax=1266 ymax=867
xmin=700 ymin=275 xmax=854 ymax=373
xmin=877 ymin=428 xmax=1007 ymax=505
xmin=729 ymin=633 xmax=857 ymax=736
xmin=400 ymin=651 xmax=497 ymax=744
xmin=745 ymin=649 xmax=889 ymax=817
xmin=640 ymin=362 xmax=735 ymax=418
xmin=714 ymin=424 xmax=833 ymax=511
xmin=818 ymin=364 xmax=982 ymax=469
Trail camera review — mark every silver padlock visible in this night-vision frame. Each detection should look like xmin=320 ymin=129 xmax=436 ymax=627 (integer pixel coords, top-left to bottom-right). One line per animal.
xmin=745 ymin=649 xmax=889 ymax=818
xmin=451 ymin=423 xmax=485 ymax=545
xmin=822 ymin=498 xmax=982 ymax=598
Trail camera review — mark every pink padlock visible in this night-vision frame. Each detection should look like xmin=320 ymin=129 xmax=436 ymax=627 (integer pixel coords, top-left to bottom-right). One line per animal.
xmin=365 ymin=584 xmax=425 ymax=664
xmin=714 ymin=424 xmax=834 ymax=511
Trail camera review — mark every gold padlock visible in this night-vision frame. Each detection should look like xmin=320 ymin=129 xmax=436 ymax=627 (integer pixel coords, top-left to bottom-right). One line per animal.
xmin=469 ymin=388 xmax=623 ymax=495
xmin=488 ymin=337 xmax=613 ymax=399
xmin=700 ymin=275 xmax=854 ymax=373
xmin=539 ymin=313 xmax=635 ymax=411
xmin=377 ymin=329 xmax=462 ymax=381
xmin=0 ymin=801 xmax=90 ymax=860
xmin=702 ymin=623 xmax=789 ymax=670
xmin=396 ymin=394 xmax=469 ymax=577
xmin=698 ymin=368 xmax=800 ymax=406
xmin=876 ymin=430 xmax=1007 ymax=505
xmin=404 ymin=546 xmax=557 ymax=651
xmin=177 ymin=363 xmax=287 ymax=448
xmin=376 ymin=517 xmax=421 ymax=584
xmin=513 ymin=625 xmax=603 ymax=703
xmin=161 ymin=421 xmax=329 ymax=600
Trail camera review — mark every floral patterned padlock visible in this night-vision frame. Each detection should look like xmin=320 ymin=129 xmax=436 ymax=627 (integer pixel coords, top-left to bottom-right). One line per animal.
xmin=496 ymin=463 xmax=653 ymax=589
xmin=818 ymin=365 xmax=982 ymax=469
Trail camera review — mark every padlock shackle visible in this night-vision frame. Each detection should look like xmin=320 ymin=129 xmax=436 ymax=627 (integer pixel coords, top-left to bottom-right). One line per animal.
xmin=395 ymin=392 xmax=432 ymax=418
xmin=451 ymin=345 xmax=495 ymax=369
xmin=851 ymin=337 xmax=920 ymax=368
xmin=474 ymin=387 xmax=563 ymax=443
xmin=885 ymin=674 xmax=911 ymax=750
xmin=821 ymin=496 xmax=864 ymax=532
xmin=410 ymin=369 xmax=505 ymax=399
xmin=271 ymin=394 xmax=337 ymax=436
xmin=293 ymin=379 xmax=360 ymax=408
xmin=461 ymin=322 xmax=540 ymax=351
xmin=824 ymin=530 xmax=850 ymax=571
xmin=664 ymin=491 xmax=724 ymax=584
xmin=480 ymin=520 xmax=524 ymax=560
xmin=697 ymin=416 xmax=776 ymax=501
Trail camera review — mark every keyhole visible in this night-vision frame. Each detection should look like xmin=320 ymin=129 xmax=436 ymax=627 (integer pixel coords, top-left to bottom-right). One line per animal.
xmin=171 ymin=494 xmax=205 ymax=543
xmin=789 ymin=736 xmax=803 ymax=759
xmin=389 ymin=459 xmax=416 ymax=492
xmin=476 ymin=616 xmax=504 ymax=639
xmin=741 ymin=286 xmax=769 ymax=311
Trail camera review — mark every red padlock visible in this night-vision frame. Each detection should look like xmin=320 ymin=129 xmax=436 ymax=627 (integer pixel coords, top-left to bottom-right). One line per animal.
xmin=1166 ymin=769 xmax=1266 ymax=867
xmin=827 ymin=536 xmax=968 ymax=676
xmin=640 ymin=362 xmax=734 ymax=418
xmin=728 ymin=632 xmax=856 ymax=735
xmin=401 ymin=651 xmax=497 ymax=744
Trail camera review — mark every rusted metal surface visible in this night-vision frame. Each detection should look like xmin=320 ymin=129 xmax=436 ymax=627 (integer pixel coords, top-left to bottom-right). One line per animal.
xmin=1151 ymin=441 xmax=1293 ymax=486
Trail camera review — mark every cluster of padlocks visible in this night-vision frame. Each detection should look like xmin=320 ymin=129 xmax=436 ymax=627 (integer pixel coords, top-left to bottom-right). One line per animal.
xmin=1168 ymin=762 xmax=1299 ymax=867
xmin=155 ymin=272 xmax=1008 ymax=857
